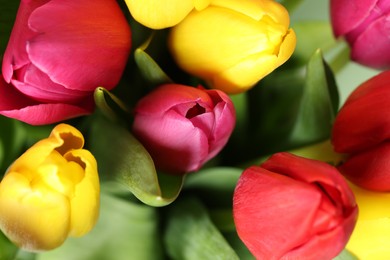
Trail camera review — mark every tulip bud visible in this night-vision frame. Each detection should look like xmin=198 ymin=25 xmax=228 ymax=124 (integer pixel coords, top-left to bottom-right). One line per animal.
xmin=346 ymin=182 xmax=390 ymax=259
xmin=124 ymin=0 xmax=210 ymax=29
xmin=330 ymin=0 xmax=390 ymax=69
xmin=168 ymin=0 xmax=296 ymax=94
xmin=332 ymin=70 xmax=390 ymax=191
xmin=0 ymin=124 xmax=99 ymax=252
xmin=233 ymin=152 xmax=358 ymax=259
xmin=1 ymin=0 xmax=131 ymax=125
xmin=132 ymin=84 xmax=236 ymax=174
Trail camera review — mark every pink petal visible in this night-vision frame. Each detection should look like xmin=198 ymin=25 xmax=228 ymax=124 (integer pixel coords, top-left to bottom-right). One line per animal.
xmin=330 ymin=0 xmax=378 ymax=36
xmin=0 ymin=76 xmax=93 ymax=125
xmin=26 ymin=0 xmax=131 ymax=91
xmin=133 ymin=110 xmax=209 ymax=174
xmin=350 ymin=14 xmax=390 ymax=69
xmin=1 ymin=0 xmax=49 ymax=82
xmin=135 ymin=84 xmax=213 ymax=115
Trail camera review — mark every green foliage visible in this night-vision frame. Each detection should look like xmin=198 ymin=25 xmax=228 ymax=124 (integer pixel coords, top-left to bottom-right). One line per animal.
xmin=163 ymin=197 xmax=239 ymax=260
xmin=89 ymin=114 xmax=184 ymax=207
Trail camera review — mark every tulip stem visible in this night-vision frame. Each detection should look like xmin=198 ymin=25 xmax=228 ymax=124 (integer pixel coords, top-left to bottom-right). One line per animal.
xmin=326 ymin=40 xmax=351 ymax=74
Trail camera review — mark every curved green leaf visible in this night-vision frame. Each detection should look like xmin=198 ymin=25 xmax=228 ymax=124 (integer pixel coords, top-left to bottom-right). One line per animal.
xmin=89 ymin=115 xmax=184 ymax=207
xmin=164 ymin=197 xmax=239 ymax=260
xmin=134 ymin=48 xmax=172 ymax=85
xmin=37 ymin=192 xmax=162 ymax=260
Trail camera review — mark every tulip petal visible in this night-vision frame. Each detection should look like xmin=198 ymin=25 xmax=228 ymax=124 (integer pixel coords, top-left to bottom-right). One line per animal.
xmin=67 ymin=149 xmax=99 ymax=237
xmin=0 ymin=76 xmax=93 ymax=125
xmin=26 ymin=0 xmax=131 ymax=91
xmin=349 ymin=14 xmax=390 ymax=69
xmin=340 ymin=142 xmax=390 ymax=191
xmin=1 ymin=0 xmax=48 ymax=82
xmin=135 ymin=84 xmax=213 ymax=115
xmin=133 ymin=110 xmax=209 ymax=174
xmin=0 ymin=172 xmax=70 ymax=251
xmin=233 ymin=166 xmax=324 ymax=259
xmin=124 ymin=0 xmax=194 ymax=29
xmin=332 ymin=70 xmax=390 ymax=153
xmin=330 ymin=0 xmax=377 ymax=36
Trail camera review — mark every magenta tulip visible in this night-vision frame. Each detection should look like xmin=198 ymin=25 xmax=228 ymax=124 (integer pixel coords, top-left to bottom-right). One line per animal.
xmin=330 ymin=0 xmax=390 ymax=69
xmin=233 ymin=152 xmax=358 ymax=259
xmin=132 ymin=84 xmax=236 ymax=174
xmin=1 ymin=0 xmax=131 ymax=125
xmin=332 ymin=70 xmax=390 ymax=191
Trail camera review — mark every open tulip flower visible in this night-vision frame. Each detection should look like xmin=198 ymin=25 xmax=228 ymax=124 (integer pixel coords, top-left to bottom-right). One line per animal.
xmin=132 ymin=84 xmax=236 ymax=174
xmin=124 ymin=0 xmax=210 ymax=29
xmin=332 ymin=70 xmax=390 ymax=191
xmin=168 ymin=0 xmax=296 ymax=94
xmin=0 ymin=124 xmax=99 ymax=252
xmin=233 ymin=153 xmax=358 ymax=260
xmin=330 ymin=0 xmax=390 ymax=69
xmin=0 ymin=0 xmax=131 ymax=125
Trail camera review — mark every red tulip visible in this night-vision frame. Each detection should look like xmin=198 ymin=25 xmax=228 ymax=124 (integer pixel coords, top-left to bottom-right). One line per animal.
xmin=233 ymin=152 xmax=358 ymax=260
xmin=330 ymin=0 xmax=390 ymax=69
xmin=132 ymin=84 xmax=236 ymax=174
xmin=1 ymin=0 xmax=131 ymax=125
xmin=332 ymin=70 xmax=390 ymax=191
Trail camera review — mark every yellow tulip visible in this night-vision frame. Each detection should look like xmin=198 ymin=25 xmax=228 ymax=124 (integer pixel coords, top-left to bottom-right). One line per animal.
xmin=124 ymin=0 xmax=211 ymax=29
xmin=0 ymin=124 xmax=99 ymax=252
xmin=168 ymin=0 xmax=296 ymax=94
xmin=346 ymin=182 xmax=390 ymax=259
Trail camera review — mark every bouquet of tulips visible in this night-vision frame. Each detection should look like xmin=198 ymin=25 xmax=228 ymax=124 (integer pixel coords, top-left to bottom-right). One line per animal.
xmin=0 ymin=0 xmax=389 ymax=259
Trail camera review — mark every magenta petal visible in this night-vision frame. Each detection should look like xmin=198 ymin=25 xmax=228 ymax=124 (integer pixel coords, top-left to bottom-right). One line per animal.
xmin=133 ymin=110 xmax=209 ymax=174
xmin=0 ymin=76 xmax=93 ymax=125
xmin=330 ymin=0 xmax=377 ymax=36
xmin=26 ymin=0 xmax=131 ymax=91
xmin=135 ymin=84 xmax=213 ymax=115
xmin=350 ymin=14 xmax=390 ymax=69
xmin=1 ymin=0 xmax=49 ymax=82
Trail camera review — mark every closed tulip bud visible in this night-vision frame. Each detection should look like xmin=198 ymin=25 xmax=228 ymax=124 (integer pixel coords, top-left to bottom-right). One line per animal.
xmin=330 ymin=0 xmax=390 ymax=69
xmin=0 ymin=124 xmax=99 ymax=252
xmin=124 ymin=0 xmax=210 ymax=29
xmin=332 ymin=70 xmax=390 ymax=191
xmin=132 ymin=84 xmax=236 ymax=174
xmin=1 ymin=0 xmax=131 ymax=125
xmin=346 ymin=183 xmax=390 ymax=259
xmin=168 ymin=0 xmax=296 ymax=94
xmin=233 ymin=153 xmax=358 ymax=260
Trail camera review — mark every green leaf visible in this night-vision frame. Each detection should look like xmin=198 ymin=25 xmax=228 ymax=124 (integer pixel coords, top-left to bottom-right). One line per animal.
xmin=185 ymin=167 xmax=242 ymax=208
xmin=164 ymin=197 xmax=239 ymax=260
xmin=332 ymin=249 xmax=359 ymax=260
xmin=288 ymin=49 xmax=339 ymax=146
xmin=93 ymin=87 xmax=130 ymax=121
xmin=134 ymin=36 xmax=172 ymax=85
xmin=37 ymin=192 xmax=163 ymax=260
xmin=89 ymin=115 xmax=184 ymax=207
xmin=0 ymin=231 xmax=18 ymax=260
xmin=0 ymin=116 xmax=26 ymax=174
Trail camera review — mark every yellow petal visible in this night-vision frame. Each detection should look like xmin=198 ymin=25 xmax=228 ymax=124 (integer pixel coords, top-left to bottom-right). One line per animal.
xmin=346 ymin=183 xmax=390 ymax=259
xmin=0 ymin=172 xmax=70 ymax=251
xmin=124 ymin=0 xmax=194 ymax=29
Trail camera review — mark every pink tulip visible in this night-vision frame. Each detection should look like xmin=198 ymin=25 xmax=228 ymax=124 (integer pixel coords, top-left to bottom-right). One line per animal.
xmin=330 ymin=0 xmax=390 ymax=69
xmin=233 ymin=153 xmax=358 ymax=260
xmin=132 ymin=84 xmax=236 ymax=174
xmin=1 ymin=0 xmax=131 ymax=125
xmin=332 ymin=70 xmax=390 ymax=191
